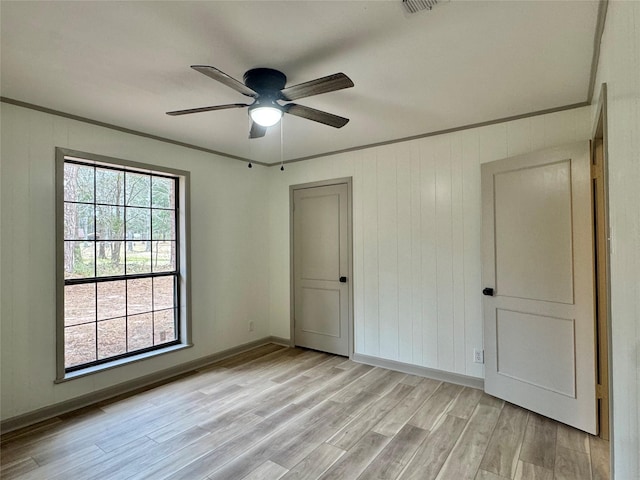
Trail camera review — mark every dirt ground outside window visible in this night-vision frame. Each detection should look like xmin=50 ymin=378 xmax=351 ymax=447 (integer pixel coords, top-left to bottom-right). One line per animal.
xmin=64 ymin=278 xmax=176 ymax=368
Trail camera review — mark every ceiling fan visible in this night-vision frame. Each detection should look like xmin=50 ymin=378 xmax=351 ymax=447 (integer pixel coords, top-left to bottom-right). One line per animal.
xmin=167 ymin=66 xmax=354 ymax=139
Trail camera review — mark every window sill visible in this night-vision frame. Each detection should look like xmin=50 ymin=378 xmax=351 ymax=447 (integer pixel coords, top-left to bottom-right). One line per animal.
xmin=55 ymin=343 xmax=193 ymax=383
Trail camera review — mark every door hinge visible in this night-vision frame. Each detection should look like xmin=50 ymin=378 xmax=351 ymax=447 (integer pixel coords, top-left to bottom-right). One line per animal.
xmin=591 ymin=163 xmax=604 ymax=179
xmin=596 ymin=384 xmax=607 ymax=399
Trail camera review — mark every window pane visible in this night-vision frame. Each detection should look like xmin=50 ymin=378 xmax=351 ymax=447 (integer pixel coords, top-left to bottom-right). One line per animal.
xmin=64 ymin=284 xmax=96 ymax=326
xmin=153 ymin=276 xmax=175 ymax=311
xmin=64 ymin=241 xmax=95 ymax=279
xmin=152 ymin=177 xmax=175 ymax=209
xmin=97 ymin=280 xmax=126 ymax=320
xmin=126 ymin=207 xmax=151 ymax=240
xmin=152 ymin=241 xmax=176 ymax=273
xmin=64 ymin=203 xmax=94 ymax=240
xmin=126 ymin=241 xmax=151 ymax=274
xmin=126 ymin=173 xmax=150 ymax=207
xmin=64 ymin=163 xmax=94 ymax=203
xmin=97 ymin=318 xmax=127 ymax=359
xmin=96 ymin=241 xmax=125 ymax=277
xmin=154 ymin=309 xmax=176 ymax=345
xmin=95 ymin=168 xmax=124 ymax=205
xmin=151 ymin=210 xmax=175 ymax=240
xmin=128 ymin=313 xmax=153 ymax=351
xmin=127 ymin=278 xmax=152 ymax=315
xmin=95 ymin=205 xmax=124 ymax=240
xmin=65 ymin=323 xmax=96 ymax=367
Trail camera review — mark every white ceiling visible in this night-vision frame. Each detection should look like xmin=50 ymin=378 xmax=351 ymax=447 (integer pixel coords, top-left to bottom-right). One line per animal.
xmin=1 ymin=1 xmax=600 ymax=164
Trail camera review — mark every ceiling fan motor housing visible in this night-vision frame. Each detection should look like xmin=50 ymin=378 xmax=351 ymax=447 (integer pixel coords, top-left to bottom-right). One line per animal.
xmin=243 ymin=68 xmax=287 ymax=95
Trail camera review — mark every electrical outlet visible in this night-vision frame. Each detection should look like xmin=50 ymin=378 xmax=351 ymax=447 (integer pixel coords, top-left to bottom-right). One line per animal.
xmin=249 ymin=321 xmax=254 ymax=332
xmin=473 ymin=348 xmax=484 ymax=364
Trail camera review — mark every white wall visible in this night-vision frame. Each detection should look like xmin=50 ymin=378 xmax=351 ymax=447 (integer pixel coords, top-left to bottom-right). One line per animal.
xmin=0 ymin=103 xmax=271 ymax=421
xmin=268 ymin=106 xmax=592 ymax=379
xmin=592 ymin=2 xmax=640 ymax=478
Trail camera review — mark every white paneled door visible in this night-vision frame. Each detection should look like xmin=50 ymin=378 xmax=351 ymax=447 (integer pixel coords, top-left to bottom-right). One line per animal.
xmin=481 ymin=142 xmax=596 ymax=434
xmin=293 ymin=182 xmax=350 ymax=356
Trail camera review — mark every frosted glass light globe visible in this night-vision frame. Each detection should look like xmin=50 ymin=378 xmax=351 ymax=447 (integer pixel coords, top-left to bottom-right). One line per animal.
xmin=249 ymin=106 xmax=283 ymax=127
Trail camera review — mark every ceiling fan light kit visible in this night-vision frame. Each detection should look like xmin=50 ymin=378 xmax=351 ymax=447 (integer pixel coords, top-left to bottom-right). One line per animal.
xmin=249 ymin=100 xmax=283 ymax=127
xmin=167 ymin=65 xmax=354 ymax=139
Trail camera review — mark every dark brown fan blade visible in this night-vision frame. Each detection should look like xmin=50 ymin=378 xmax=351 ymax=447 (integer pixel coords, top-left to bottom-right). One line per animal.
xmin=166 ymin=103 xmax=249 ymax=116
xmin=249 ymin=122 xmax=267 ymax=139
xmin=284 ymin=104 xmax=349 ymax=128
xmin=191 ymin=65 xmax=257 ymax=97
xmin=280 ymin=73 xmax=354 ymax=101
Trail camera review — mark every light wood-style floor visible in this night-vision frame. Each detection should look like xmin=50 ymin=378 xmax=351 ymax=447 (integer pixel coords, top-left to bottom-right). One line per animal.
xmin=1 ymin=344 xmax=610 ymax=480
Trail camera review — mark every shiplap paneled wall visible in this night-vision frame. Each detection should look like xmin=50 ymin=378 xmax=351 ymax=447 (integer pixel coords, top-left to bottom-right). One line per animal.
xmin=0 ymin=104 xmax=271 ymax=421
xmin=592 ymin=2 xmax=640 ymax=478
xmin=269 ymin=106 xmax=592 ymax=379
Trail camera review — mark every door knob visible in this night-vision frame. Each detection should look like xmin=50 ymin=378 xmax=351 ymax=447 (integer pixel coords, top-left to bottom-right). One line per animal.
xmin=339 ymin=276 xmax=348 ymax=283
xmin=482 ymin=287 xmax=494 ymax=296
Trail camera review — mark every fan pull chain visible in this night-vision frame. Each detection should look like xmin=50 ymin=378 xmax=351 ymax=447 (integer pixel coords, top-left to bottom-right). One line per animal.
xmin=280 ymin=117 xmax=285 ymax=171
xmin=248 ymin=114 xmax=253 ymax=168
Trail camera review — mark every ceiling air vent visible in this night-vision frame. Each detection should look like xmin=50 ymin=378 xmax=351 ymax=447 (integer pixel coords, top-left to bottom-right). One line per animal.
xmin=403 ymin=0 xmax=440 ymax=14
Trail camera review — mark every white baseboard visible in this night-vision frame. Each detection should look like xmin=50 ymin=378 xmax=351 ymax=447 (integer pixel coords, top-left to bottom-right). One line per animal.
xmin=351 ymin=353 xmax=484 ymax=390
xmin=1 ymin=336 xmax=286 ymax=435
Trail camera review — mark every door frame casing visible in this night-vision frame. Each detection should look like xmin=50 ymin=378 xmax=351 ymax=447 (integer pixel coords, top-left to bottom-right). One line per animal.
xmin=289 ymin=177 xmax=354 ymax=358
